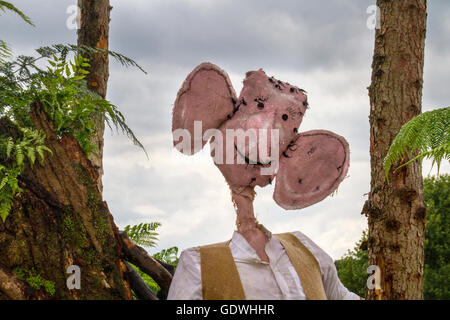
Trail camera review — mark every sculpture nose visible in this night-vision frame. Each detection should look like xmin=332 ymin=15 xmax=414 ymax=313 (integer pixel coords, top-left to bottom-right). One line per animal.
xmin=246 ymin=111 xmax=274 ymax=131
xmin=242 ymin=112 xmax=276 ymax=163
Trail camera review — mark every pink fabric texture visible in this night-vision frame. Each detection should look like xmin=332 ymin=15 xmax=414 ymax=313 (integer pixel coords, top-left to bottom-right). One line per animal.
xmin=172 ymin=62 xmax=350 ymax=210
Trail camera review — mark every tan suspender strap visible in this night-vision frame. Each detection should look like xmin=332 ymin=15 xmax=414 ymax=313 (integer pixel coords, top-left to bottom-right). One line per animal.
xmin=200 ymin=241 xmax=246 ymax=300
xmin=274 ymin=233 xmax=327 ymax=300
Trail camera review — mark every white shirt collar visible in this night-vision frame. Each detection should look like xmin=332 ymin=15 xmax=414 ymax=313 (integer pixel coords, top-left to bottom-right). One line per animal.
xmin=229 ymin=225 xmax=284 ymax=265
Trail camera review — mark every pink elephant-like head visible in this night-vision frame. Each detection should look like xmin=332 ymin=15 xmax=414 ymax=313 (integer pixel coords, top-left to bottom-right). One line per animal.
xmin=172 ymin=62 xmax=349 ymax=210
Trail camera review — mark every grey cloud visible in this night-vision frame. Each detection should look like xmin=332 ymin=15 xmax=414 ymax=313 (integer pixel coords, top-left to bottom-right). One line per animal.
xmin=0 ymin=0 xmax=76 ymax=53
xmin=104 ymin=162 xmax=210 ymax=217
xmin=109 ymin=0 xmax=376 ymax=73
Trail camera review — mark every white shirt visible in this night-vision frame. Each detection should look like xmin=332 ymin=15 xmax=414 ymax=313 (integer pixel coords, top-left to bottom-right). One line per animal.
xmin=167 ymin=228 xmax=360 ymax=300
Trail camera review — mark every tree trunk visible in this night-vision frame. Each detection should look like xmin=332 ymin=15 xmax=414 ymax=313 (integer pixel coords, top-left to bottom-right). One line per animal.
xmin=364 ymin=0 xmax=427 ymax=300
xmin=77 ymin=0 xmax=112 ymax=193
xmin=0 ymin=103 xmax=173 ymax=299
xmin=0 ymin=102 xmax=132 ymax=299
xmin=0 ymin=2 xmax=173 ymax=300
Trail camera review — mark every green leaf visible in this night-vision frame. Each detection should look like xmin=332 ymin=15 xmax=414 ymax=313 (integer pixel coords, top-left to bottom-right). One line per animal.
xmin=6 ymin=137 xmax=13 ymax=158
xmin=1 ymin=209 xmax=9 ymax=223
xmin=0 ymin=176 xmax=7 ymax=190
xmin=15 ymin=145 xmax=24 ymax=166
xmin=0 ymin=45 xmax=148 ymax=219
xmin=0 ymin=39 xmax=11 ymax=61
xmin=65 ymin=64 xmax=71 ymax=77
xmin=27 ymin=147 xmax=35 ymax=166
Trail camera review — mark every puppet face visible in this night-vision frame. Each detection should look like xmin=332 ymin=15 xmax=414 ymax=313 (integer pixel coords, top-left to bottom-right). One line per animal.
xmin=172 ymin=62 xmax=350 ymax=210
xmin=212 ymin=69 xmax=308 ymax=188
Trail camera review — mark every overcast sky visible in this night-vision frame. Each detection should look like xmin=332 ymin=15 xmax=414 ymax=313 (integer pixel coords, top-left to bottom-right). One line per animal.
xmin=1 ymin=0 xmax=449 ymax=259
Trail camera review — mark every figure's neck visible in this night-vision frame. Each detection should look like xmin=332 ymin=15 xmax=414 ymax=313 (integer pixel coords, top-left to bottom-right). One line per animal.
xmin=231 ymin=186 xmax=270 ymax=262
xmin=231 ymin=186 xmax=258 ymax=232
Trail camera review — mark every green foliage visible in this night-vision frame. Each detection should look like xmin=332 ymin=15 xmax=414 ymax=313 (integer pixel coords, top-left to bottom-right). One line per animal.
xmin=154 ymin=246 xmax=179 ymax=266
xmin=136 ymin=246 xmax=179 ymax=297
xmin=0 ymin=127 xmax=52 ymax=221
xmin=384 ymin=107 xmax=450 ymax=181
xmin=335 ymin=231 xmax=368 ymax=298
xmin=0 ymin=40 xmax=11 ymax=63
xmin=18 ymin=43 xmax=147 ymax=77
xmin=15 ymin=267 xmax=56 ymax=296
xmin=0 ymin=165 xmax=20 ymax=222
xmin=130 ymin=262 xmax=161 ymax=296
xmin=423 ymin=174 xmax=450 ymax=299
xmin=125 ymin=222 xmax=180 ymax=298
xmin=0 ymin=13 xmax=147 ymax=223
xmin=0 ymin=1 xmax=34 ymax=26
xmin=1 ymin=50 xmax=147 ymax=155
xmin=47 ymin=44 xmax=148 ymax=75
xmin=336 ymin=175 xmax=450 ymax=299
xmin=136 ymin=246 xmax=179 ymax=296
xmin=0 ymin=45 xmax=147 ymax=221
xmin=124 ymin=222 xmax=161 ymax=248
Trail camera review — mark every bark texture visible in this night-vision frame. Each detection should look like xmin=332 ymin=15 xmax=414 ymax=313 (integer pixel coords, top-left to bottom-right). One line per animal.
xmin=0 ymin=103 xmax=174 ymax=299
xmin=77 ymin=0 xmax=112 ymax=192
xmin=124 ymin=262 xmax=158 ymax=300
xmin=364 ymin=0 xmax=427 ymax=300
xmin=0 ymin=102 xmax=132 ymax=299
xmin=0 ymin=2 xmax=173 ymax=300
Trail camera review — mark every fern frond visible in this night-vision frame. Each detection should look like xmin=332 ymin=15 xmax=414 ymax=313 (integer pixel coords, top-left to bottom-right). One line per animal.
xmin=15 ymin=144 xmax=24 ymax=166
xmin=0 ymin=40 xmax=11 ymax=62
xmin=153 ymin=247 xmax=179 ymax=266
xmin=0 ymin=1 xmax=34 ymax=26
xmin=100 ymin=99 xmax=148 ymax=158
xmin=0 ymin=43 xmax=147 ymax=221
xmin=124 ymin=222 xmax=161 ymax=248
xmin=5 ymin=137 xmax=13 ymax=158
xmin=36 ymin=145 xmax=52 ymax=165
xmin=384 ymin=107 xmax=450 ymax=181
xmin=0 ymin=176 xmax=7 ymax=190
xmin=0 ymin=164 xmax=21 ymax=222
xmin=27 ymin=147 xmax=35 ymax=166
xmin=36 ymin=44 xmax=147 ymax=74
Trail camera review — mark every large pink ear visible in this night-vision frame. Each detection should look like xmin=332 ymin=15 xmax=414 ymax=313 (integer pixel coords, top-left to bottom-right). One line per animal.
xmin=274 ymin=130 xmax=350 ymax=210
xmin=172 ymin=62 xmax=237 ymax=155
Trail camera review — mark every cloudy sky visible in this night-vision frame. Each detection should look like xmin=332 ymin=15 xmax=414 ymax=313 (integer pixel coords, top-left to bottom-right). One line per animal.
xmin=1 ymin=0 xmax=449 ymax=259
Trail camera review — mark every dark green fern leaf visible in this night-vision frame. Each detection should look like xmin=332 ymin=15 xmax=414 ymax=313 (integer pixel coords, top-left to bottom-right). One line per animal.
xmin=0 ymin=1 xmax=34 ymax=26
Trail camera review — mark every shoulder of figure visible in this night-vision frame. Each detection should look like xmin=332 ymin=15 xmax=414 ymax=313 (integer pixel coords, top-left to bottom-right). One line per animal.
xmin=289 ymin=231 xmax=334 ymax=268
xmin=178 ymin=246 xmax=201 ymax=265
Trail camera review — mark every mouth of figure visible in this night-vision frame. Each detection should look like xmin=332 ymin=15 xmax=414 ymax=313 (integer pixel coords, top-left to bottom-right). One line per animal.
xmin=234 ymin=144 xmax=272 ymax=166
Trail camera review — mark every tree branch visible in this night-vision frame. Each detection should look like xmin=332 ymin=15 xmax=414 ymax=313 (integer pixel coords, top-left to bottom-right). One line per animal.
xmin=0 ymin=265 xmax=26 ymax=300
xmin=124 ymin=261 xmax=158 ymax=300
xmin=119 ymin=231 xmax=173 ymax=299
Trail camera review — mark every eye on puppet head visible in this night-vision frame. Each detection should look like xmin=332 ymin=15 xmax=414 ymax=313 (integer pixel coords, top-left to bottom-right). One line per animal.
xmin=172 ymin=62 xmax=349 ymax=210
